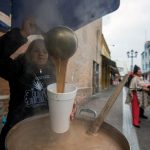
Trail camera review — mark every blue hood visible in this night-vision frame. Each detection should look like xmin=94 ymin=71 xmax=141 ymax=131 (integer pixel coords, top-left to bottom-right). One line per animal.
xmin=0 ymin=0 xmax=120 ymax=31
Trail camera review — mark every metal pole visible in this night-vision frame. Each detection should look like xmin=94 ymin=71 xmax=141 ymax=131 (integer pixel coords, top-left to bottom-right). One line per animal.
xmin=131 ymin=56 xmax=133 ymax=71
xmin=127 ymin=50 xmax=138 ymax=72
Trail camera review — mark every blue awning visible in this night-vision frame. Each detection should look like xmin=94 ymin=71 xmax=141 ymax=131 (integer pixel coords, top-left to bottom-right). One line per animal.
xmin=0 ymin=0 xmax=11 ymax=31
xmin=0 ymin=0 xmax=10 ymax=15
xmin=0 ymin=0 xmax=120 ymax=32
xmin=0 ymin=21 xmax=10 ymax=32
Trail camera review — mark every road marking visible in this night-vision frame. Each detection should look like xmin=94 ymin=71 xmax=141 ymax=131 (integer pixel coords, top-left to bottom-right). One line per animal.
xmin=123 ymin=87 xmax=140 ymax=150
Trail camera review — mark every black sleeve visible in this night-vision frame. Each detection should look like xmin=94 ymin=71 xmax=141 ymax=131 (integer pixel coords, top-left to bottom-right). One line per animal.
xmin=0 ymin=57 xmax=22 ymax=81
xmin=0 ymin=28 xmax=27 ymax=59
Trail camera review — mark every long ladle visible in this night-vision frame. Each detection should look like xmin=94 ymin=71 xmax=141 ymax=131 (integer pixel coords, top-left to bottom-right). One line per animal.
xmin=45 ymin=26 xmax=78 ymax=93
xmin=88 ymin=74 xmax=129 ymax=135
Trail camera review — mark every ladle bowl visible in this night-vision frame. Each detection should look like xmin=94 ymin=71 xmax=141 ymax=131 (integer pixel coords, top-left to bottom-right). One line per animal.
xmin=45 ymin=26 xmax=78 ymax=59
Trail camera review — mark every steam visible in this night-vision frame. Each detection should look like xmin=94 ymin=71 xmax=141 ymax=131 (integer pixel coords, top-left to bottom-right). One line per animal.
xmin=34 ymin=0 xmax=64 ymax=32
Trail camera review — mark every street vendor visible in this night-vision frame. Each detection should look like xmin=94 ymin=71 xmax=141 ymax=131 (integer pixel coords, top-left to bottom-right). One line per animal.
xmin=0 ymin=16 xmax=56 ymax=150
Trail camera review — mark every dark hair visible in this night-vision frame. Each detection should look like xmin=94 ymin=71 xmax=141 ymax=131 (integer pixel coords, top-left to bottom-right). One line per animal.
xmin=15 ymin=39 xmax=48 ymax=67
xmin=26 ymin=39 xmax=45 ymax=53
xmin=125 ymin=73 xmax=134 ymax=88
xmin=133 ymin=65 xmax=140 ymax=74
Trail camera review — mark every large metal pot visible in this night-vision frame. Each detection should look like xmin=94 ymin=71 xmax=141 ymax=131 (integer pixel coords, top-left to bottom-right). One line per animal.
xmin=45 ymin=26 xmax=78 ymax=59
xmin=6 ymin=114 xmax=130 ymax=150
xmin=6 ymin=76 xmax=130 ymax=150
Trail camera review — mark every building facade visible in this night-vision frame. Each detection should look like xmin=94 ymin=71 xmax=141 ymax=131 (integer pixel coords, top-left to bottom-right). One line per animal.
xmin=100 ymin=34 xmax=118 ymax=89
xmin=66 ymin=19 xmax=103 ymax=103
xmin=141 ymin=41 xmax=150 ymax=81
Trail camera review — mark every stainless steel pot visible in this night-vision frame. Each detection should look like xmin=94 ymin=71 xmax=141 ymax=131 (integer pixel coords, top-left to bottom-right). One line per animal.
xmin=6 ymin=114 xmax=130 ymax=150
xmin=6 ymin=76 xmax=130 ymax=150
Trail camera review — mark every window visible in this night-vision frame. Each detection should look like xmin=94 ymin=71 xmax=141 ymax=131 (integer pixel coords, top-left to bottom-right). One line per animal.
xmin=145 ymin=52 xmax=147 ymax=57
xmin=142 ymin=53 xmax=144 ymax=59
xmin=142 ymin=64 xmax=144 ymax=70
xmin=145 ymin=63 xmax=147 ymax=70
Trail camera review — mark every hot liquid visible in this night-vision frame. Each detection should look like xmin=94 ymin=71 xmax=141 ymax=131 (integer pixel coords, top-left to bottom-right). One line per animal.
xmin=54 ymin=58 xmax=68 ymax=93
xmin=6 ymin=114 xmax=129 ymax=150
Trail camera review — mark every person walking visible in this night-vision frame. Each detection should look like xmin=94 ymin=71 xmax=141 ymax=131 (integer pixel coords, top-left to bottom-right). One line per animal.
xmin=137 ymin=76 xmax=150 ymax=119
xmin=129 ymin=65 xmax=149 ymax=128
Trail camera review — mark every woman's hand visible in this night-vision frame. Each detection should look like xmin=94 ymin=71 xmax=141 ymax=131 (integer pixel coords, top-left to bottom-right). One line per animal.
xmin=130 ymin=93 xmax=134 ymax=100
xmin=70 ymin=103 xmax=77 ymax=121
xmin=142 ymin=86 xmax=150 ymax=92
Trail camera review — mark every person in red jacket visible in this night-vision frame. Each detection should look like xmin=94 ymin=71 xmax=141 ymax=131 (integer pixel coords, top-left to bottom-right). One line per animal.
xmin=129 ymin=65 xmax=149 ymax=128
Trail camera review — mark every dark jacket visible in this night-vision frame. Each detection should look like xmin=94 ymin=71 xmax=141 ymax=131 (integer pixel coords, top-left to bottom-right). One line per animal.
xmin=0 ymin=29 xmax=54 ymax=150
xmin=0 ymin=56 xmax=56 ymax=126
xmin=0 ymin=28 xmax=27 ymax=59
xmin=0 ymin=28 xmax=56 ymax=126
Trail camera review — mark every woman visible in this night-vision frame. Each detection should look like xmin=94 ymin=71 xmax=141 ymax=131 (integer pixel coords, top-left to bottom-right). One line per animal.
xmin=129 ymin=65 xmax=149 ymax=128
xmin=0 ymin=39 xmax=56 ymax=149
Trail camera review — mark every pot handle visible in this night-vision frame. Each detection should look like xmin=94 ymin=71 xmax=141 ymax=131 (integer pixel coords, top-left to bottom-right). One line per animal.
xmin=78 ymin=108 xmax=97 ymax=119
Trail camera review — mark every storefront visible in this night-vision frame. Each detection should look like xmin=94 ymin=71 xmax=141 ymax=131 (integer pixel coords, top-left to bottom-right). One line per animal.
xmin=101 ymin=55 xmax=119 ymax=89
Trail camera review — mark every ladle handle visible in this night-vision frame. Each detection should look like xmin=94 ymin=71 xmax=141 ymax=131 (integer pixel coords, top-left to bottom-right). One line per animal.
xmin=88 ymin=74 xmax=129 ymax=135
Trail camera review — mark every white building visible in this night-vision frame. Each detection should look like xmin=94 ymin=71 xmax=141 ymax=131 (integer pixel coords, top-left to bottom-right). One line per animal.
xmin=141 ymin=41 xmax=150 ymax=81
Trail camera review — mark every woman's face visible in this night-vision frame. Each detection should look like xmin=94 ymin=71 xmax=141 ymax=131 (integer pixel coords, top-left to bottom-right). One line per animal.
xmin=29 ymin=41 xmax=48 ymax=68
xmin=137 ymin=69 xmax=142 ymax=76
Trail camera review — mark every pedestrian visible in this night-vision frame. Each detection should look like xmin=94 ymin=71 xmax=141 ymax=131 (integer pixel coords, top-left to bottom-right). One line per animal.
xmin=129 ymin=65 xmax=149 ymax=128
xmin=0 ymin=39 xmax=56 ymax=150
xmin=137 ymin=76 xmax=150 ymax=119
xmin=113 ymin=73 xmax=120 ymax=85
xmin=125 ymin=72 xmax=134 ymax=88
xmin=125 ymin=72 xmax=134 ymax=104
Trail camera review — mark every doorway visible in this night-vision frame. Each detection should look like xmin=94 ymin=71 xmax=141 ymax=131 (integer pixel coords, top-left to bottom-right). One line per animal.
xmin=92 ymin=61 xmax=99 ymax=94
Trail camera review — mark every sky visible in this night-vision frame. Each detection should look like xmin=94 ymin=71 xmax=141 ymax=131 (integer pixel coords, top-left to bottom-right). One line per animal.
xmin=103 ymin=0 xmax=150 ymax=70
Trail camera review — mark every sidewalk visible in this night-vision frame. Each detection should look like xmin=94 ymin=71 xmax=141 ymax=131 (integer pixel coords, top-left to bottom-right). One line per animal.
xmin=136 ymin=105 xmax=150 ymax=150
